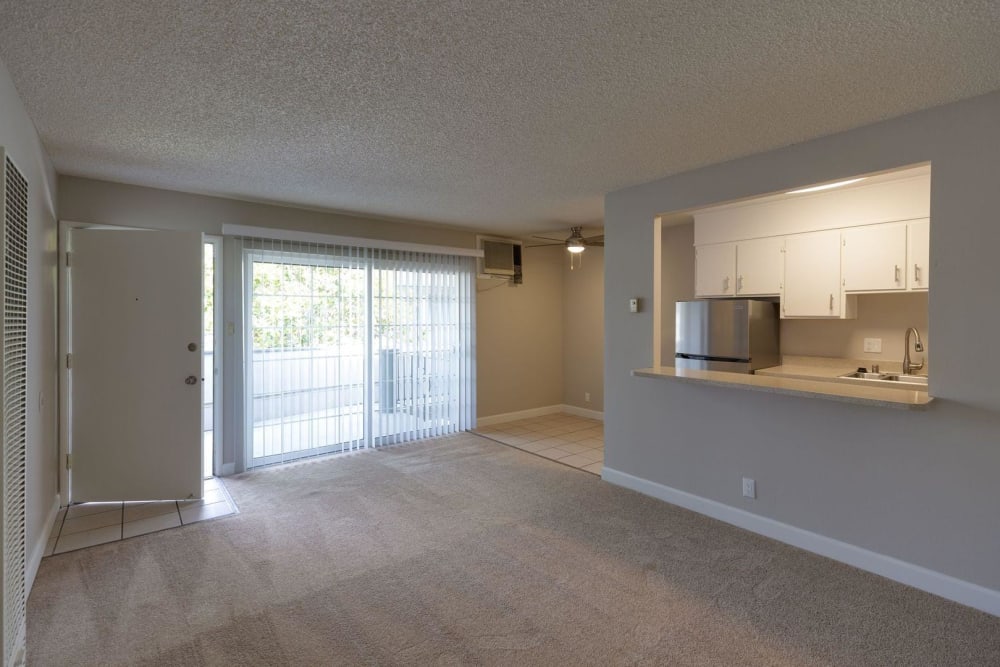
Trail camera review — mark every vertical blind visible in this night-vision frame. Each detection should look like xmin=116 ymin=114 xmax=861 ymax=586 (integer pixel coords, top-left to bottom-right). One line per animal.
xmin=239 ymin=237 xmax=475 ymax=468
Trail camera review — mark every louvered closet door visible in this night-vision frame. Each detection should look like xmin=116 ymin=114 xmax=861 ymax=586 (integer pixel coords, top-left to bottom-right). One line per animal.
xmin=69 ymin=229 xmax=203 ymax=501
xmin=2 ymin=150 xmax=29 ymax=667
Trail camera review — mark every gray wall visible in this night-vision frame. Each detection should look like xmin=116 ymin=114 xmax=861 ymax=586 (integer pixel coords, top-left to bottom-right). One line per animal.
xmin=604 ymin=90 xmax=1000 ymax=592
xmin=0 ymin=60 xmax=59 ymax=589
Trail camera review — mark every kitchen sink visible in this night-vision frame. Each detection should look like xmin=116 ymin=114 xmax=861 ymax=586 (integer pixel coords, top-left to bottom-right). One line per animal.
xmin=881 ymin=374 xmax=929 ymax=385
xmin=838 ymin=371 xmax=928 ymax=387
xmin=840 ymin=371 xmax=886 ymax=380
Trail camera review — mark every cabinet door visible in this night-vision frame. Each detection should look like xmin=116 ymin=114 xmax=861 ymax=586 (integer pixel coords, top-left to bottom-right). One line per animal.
xmin=695 ymin=243 xmax=736 ymax=297
xmin=736 ymin=237 xmax=784 ymax=296
xmin=842 ymin=222 xmax=907 ymax=292
xmin=908 ymin=219 xmax=929 ymax=290
xmin=782 ymin=230 xmax=842 ymax=317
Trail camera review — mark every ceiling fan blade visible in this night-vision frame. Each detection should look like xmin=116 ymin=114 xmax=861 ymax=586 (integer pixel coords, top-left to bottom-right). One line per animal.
xmin=530 ymin=234 xmax=568 ymax=243
xmin=586 ymin=240 xmax=604 ymax=247
xmin=584 ymin=235 xmax=604 ymax=243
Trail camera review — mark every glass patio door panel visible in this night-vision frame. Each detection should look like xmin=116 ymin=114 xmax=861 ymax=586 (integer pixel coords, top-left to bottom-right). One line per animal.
xmin=239 ymin=237 xmax=475 ymax=470
xmin=371 ymin=252 xmax=473 ymax=445
xmin=246 ymin=243 xmax=368 ymax=467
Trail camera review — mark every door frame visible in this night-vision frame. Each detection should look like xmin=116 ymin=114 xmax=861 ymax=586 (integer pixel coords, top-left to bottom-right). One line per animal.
xmin=205 ymin=235 xmax=224 ymax=478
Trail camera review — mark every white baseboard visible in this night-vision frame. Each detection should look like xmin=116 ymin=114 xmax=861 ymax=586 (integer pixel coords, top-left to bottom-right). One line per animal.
xmin=476 ymin=405 xmax=564 ymax=427
xmin=561 ymin=404 xmax=604 ymax=421
xmin=26 ymin=493 xmax=61 ymax=594
xmin=219 ymin=463 xmax=235 ymax=476
xmin=601 ymin=467 xmax=1000 ymax=618
xmin=477 ymin=404 xmax=604 ymax=427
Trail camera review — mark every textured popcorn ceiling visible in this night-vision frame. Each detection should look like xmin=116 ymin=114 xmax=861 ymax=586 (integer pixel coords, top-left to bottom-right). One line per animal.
xmin=1 ymin=1 xmax=999 ymax=234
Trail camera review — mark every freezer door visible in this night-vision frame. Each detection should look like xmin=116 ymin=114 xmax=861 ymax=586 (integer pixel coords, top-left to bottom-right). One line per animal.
xmin=675 ymin=300 xmax=750 ymax=360
xmin=674 ymin=356 xmax=753 ymax=373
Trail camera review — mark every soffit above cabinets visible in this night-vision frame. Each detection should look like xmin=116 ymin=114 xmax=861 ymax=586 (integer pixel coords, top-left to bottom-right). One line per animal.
xmin=692 ymin=166 xmax=931 ymax=246
xmin=689 ymin=164 xmax=931 ymax=220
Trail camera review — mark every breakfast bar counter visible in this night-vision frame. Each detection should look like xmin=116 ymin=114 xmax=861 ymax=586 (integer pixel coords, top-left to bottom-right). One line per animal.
xmin=631 ymin=365 xmax=933 ymax=410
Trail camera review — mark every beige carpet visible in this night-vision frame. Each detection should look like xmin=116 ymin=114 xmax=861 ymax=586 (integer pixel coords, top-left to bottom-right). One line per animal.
xmin=27 ymin=433 xmax=1000 ymax=665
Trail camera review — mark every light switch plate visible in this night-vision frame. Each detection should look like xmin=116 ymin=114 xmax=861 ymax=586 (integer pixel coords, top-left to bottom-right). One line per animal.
xmin=863 ymin=337 xmax=883 ymax=353
xmin=629 ymin=298 xmax=639 ymax=313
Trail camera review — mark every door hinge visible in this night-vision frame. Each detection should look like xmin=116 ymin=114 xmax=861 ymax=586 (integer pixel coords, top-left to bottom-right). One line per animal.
xmin=65 ymin=251 xmax=72 ymax=267
xmin=65 ymin=353 xmax=73 ymax=369
xmin=65 ymin=453 xmax=72 ymax=470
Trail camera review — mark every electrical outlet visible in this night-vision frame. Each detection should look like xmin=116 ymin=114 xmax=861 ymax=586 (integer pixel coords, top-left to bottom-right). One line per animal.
xmin=584 ymin=392 xmax=591 ymax=403
xmin=629 ymin=298 xmax=639 ymax=313
xmin=742 ymin=477 xmax=756 ymax=499
xmin=863 ymin=337 xmax=883 ymax=353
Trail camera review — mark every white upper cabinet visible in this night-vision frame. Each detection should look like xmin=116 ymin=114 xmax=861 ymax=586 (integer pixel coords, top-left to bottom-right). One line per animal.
xmin=908 ymin=219 xmax=930 ymax=291
xmin=695 ymin=243 xmax=736 ymax=297
xmin=782 ymin=230 xmax=844 ymax=318
xmin=736 ymin=237 xmax=784 ymax=296
xmin=842 ymin=222 xmax=908 ymax=292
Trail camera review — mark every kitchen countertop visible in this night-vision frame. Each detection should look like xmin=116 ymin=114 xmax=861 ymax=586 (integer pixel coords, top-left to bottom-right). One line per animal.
xmin=631 ymin=365 xmax=933 ymax=410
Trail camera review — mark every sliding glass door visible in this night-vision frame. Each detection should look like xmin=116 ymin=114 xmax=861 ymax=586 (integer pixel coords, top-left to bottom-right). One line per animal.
xmin=242 ymin=240 xmax=473 ymax=468
xmin=371 ymin=252 xmax=473 ymax=445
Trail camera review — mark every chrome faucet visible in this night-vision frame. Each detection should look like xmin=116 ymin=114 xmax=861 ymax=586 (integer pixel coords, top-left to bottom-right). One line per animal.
xmin=903 ymin=327 xmax=925 ymax=375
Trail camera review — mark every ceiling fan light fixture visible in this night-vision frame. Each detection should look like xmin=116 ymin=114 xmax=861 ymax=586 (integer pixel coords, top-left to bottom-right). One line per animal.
xmin=566 ymin=240 xmax=586 ymax=253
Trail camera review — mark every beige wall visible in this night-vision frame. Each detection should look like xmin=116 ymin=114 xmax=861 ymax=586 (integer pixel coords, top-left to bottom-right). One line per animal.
xmin=659 ymin=221 xmax=695 ymax=363
xmin=562 ymin=247 xmax=604 ymax=411
xmin=782 ymin=292 xmax=929 ymax=364
xmin=476 ymin=246 xmax=565 ymax=417
xmin=1 ymin=59 xmax=59 ymax=590
xmin=59 ymin=176 xmax=477 ymax=248
xmin=60 ymin=176 xmax=603 ymax=427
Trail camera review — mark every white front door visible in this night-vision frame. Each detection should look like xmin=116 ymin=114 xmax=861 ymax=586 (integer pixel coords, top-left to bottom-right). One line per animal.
xmin=69 ymin=228 xmax=203 ymax=501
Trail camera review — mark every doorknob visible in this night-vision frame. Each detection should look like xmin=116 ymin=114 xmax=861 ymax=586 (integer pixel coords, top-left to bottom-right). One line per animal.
xmin=185 ymin=375 xmax=198 ymax=385
xmin=188 ymin=342 xmax=198 ymax=352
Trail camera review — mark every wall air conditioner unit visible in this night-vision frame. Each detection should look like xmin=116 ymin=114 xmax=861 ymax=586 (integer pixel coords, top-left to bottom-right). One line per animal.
xmin=477 ymin=235 xmax=523 ymax=284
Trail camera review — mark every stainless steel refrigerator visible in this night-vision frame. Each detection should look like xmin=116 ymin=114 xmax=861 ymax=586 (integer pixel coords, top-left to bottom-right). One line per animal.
xmin=674 ymin=299 xmax=779 ymax=373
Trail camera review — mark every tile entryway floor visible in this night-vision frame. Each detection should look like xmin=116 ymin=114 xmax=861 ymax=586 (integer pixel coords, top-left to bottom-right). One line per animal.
xmin=475 ymin=413 xmax=603 ymax=475
xmin=43 ymin=477 xmax=238 ymax=556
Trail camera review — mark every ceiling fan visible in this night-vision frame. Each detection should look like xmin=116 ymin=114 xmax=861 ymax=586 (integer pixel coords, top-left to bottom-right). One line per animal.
xmin=526 ymin=227 xmax=604 ymax=254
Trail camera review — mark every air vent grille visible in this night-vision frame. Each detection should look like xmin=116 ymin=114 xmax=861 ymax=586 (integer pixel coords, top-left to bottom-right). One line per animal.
xmin=2 ymin=150 xmax=28 ymax=665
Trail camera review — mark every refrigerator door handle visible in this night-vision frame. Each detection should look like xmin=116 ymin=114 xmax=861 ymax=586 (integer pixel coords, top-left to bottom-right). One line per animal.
xmin=675 ymin=353 xmax=751 ymax=363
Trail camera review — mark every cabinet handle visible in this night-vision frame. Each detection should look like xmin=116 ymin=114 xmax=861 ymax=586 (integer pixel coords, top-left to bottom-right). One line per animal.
xmin=894 ymin=265 xmax=901 ymax=283
xmin=829 ymin=293 xmax=834 ymax=310
xmin=737 ymin=275 xmax=743 ymax=292
xmin=914 ymin=263 xmax=921 ymax=283
xmin=723 ymin=276 xmax=729 ymax=292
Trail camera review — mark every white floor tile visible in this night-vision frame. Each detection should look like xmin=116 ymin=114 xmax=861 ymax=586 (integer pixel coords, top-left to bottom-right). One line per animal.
xmin=178 ymin=487 xmax=227 ymax=508
xmin=556 ymin=443 xmax=592 ymax=455
xmin=179 ymin=499 xmax=235 ymax=525
xmin=123 ymin=511 xmax=182 ymax=539
xmin=124 ymin=501 xmax=179 ymax=523
xmin=54 ymin=524 xmax=122 ymax=554
xmin=65 ymin=502 xmax=123 ymax=520
xmin=61 ymin=507 xmax=123 ymax=536
xmin=559 ymin=454 xmax=598 ymax=468
xmin=535 ymin=447 xmax=573 ymax=461
xmin=582 ymin=462 xmax=604 ymax=475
